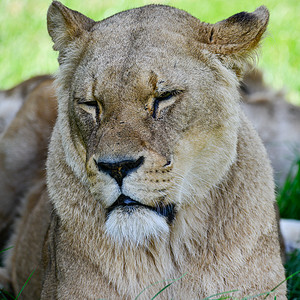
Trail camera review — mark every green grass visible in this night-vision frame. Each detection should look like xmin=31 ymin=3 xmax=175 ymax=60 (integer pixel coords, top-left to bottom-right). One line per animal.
xmin=285 ymin=250 xmax=300 ymax=299
xmin=277 ymin=156 xmax=300 ymax=219
xmin=276 ymin=154 xmax=300 ymax=299
xmin=0 ymin=247 xmax=13 ymax=255
xmin=276 ymin=155 xmax=300 ymax=299
xmin=0 ymin=267 xmax=35 ymax=300
xmin=0 ymin=0 xmax=300 ymax=104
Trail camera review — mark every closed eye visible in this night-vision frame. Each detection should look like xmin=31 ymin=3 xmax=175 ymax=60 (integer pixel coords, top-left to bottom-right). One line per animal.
xmin=77 ymin=99 xmax=101 ymax=121
xmin=152 ymin=90 xmax=183 ymax=119
xmin=156 ymin=91 xmax=176 ymax=102
xmin=79 ymin=100 xmax=98 ymax=107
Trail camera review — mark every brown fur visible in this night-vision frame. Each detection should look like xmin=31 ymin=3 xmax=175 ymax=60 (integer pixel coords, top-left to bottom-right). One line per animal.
xmin=0 ymin=78 xmax=56 ymax=253
xmin=0 ymin=75 xmax=52 ymax=134
xmin=0 ymin=2 xmax=286 ymax=299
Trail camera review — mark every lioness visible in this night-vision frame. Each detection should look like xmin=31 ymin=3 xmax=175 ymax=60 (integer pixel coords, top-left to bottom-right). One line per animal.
xmin=0 ymin=2 xmax=286 ymax=299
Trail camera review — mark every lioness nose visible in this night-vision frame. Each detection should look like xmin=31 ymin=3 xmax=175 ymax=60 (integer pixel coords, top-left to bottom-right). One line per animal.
xmin=96 ymin=156 xmax=144 ymax=187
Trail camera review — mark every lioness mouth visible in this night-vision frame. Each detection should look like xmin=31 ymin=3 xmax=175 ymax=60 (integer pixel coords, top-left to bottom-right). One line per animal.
xmin=107 ymin=194 xmax=175 ymax=223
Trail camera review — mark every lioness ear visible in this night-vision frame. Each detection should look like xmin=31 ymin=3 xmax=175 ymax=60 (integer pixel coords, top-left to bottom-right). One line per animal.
xmin=47 ymin=1 xmax=95 ymax=62
xmin=199 ymin=6 xmax=269 ymax=78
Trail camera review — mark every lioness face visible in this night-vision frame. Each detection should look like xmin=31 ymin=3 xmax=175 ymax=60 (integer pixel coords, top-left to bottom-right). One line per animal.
xmin=69 ymin=34 xmax=239 ymax=245
xmin=48 ymin=4 xmax=267 ymax=246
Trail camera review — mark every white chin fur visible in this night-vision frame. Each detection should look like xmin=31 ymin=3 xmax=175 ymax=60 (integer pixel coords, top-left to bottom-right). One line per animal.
xmin=105 ymin=207 xmax=170 ymax=246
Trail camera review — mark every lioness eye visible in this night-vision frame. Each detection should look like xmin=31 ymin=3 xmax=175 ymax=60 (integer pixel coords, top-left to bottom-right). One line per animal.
xmin=77 ymin=99 xmax=101 ymax=121
xmin=152 ymin=90 xmax=182 ymax=119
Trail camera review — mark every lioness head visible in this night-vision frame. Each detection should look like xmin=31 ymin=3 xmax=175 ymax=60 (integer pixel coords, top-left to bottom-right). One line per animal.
xmin=47 ymin=2 xmax=269 ymax=246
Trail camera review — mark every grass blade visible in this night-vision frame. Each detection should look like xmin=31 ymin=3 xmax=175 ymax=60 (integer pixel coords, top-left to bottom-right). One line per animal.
xmin=201 ymin=290 xmax=239 ymax=300
xmin=0 ymin=289 xmax=14 ymax=300
xmin=0 ymin=290 xmax=9 ymax=300
xmin=263 ymin=270 xmax=300 ymax=299
xmin=150 ymin=282 xmax=173 ymax=299
xmin=14 ymin=269 xmax=36 ymax=300
xmin=0 ymin=247 xmax=13 ymax=254
xmin=150 ymin=273 xmax=188 ymax=300
xmin=135 ymin=273 xmax=187 ymax=300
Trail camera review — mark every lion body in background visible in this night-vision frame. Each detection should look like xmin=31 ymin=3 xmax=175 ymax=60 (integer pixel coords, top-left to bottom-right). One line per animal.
xmin=0 ymin=77 xmax=56 ymax=255
xmin=241 ymin=69 xmax=300 ymax=185
xmin=0 ymin=2 xmax=286 ymax=299
xmin=0 ymin=75 xmax=53 ymax=135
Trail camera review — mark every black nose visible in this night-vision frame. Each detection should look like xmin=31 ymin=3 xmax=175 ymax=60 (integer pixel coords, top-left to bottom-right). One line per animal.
xmin=96 ymin=156 xmax=144 ymax=186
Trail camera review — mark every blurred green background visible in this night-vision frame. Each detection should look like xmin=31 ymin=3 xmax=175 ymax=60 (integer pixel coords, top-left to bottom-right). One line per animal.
xmin=0 ymin=0 xmax=300 ymax=104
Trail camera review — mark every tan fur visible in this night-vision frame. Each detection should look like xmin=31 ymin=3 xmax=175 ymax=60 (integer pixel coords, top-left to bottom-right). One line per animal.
xmin=0 ymin=2 xmax=286 ymax=299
